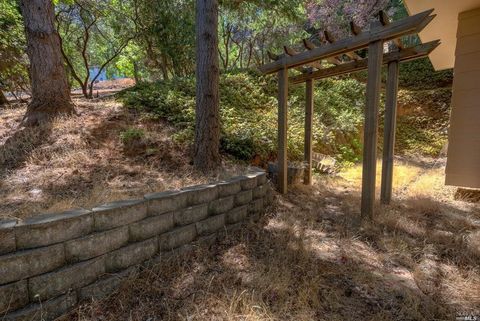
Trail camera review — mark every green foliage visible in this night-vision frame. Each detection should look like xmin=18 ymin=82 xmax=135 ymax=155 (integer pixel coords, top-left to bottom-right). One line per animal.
xmin=120 ymin=127 xmax=146 ymax=144
xmin=399 ymin=58 xmax=453 ymax=90
xmin=121 ymin=71 xmax=367 ymax=164
xmin=391 ymin=88 xmax=451 ymax=156
xmin=56 ymin=0 xmax=137 ymax=91
xmin=0 ymin=0 xmax=28 ymax=94
xmin=395 ymin=117 xmax=446 ymax=156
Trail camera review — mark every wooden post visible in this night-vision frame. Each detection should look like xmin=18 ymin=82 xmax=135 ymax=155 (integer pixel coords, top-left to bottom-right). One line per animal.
xmin=361 ymin=40 xmax=383 ymax=219
xmin=278 ymin=66 xmax=288 ymax=194
xmin=380 ymin=60 xmax=399 ymax=204
xmin=304 ymin=79 xmax=313 ymax=185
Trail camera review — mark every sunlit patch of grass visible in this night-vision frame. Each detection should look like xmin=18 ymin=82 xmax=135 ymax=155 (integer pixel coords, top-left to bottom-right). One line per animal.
xmin=338 ymin=159 xmax=422 ymax=191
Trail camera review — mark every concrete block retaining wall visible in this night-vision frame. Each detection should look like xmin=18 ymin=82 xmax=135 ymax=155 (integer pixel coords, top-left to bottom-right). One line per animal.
xmin=0 ymin=169 xmax=271 ymax=320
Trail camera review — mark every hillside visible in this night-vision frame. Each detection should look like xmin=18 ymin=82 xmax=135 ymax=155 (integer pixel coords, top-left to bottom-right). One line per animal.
xmin=0 ymin=95 xmax=247 ymax=220
xmin=122 ymin=68 xmax=452 ymax=164
xmin=0 ymin=65 xmax=453 ymax=220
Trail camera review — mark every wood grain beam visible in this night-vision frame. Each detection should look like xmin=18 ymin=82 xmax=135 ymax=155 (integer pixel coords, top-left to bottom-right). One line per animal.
xmin=303 ymin=38 xmax=341 ymax=65
xmin=304 ymin=79 xmax=314 ymax=185
xmin=277 ymin=66 xmax=288 ymax=194
xmin=324 ymin=30 xmax=361 ymax=61
xmin=290 ymin=40 xmax=439 ymax=84
xmin=284 ymin=46 xmax=322 ymax=70
xmin=350 ymin=21 xmax=362 ymax=36
xmin=259 ymin=8 xmax=434 ymax=74
xmin=361 ymin=40 xmax=383 ymax=220
xmin=380 ymin=60 xmax=399 ymax=204
xmin=378 ymin=10 xmax=404 ymax=49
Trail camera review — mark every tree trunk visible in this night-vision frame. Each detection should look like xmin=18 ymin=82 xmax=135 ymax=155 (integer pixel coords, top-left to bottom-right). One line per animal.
xmin=0 ymin=91 xmax=8 ymax=107
xmin=194 ymin=0 xmax=220 ymax=171
xmin=160 ymin=54 xmax=169 ymax=80
xmin=133 ymin=62 xmax=140 ymax=83
xmin=20 ymin=0 xmax=75 ymax=126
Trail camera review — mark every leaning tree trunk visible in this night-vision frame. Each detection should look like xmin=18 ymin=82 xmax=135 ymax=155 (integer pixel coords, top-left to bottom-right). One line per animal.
xmin=20 ymin=0 xmax=75 ymax=126
xmin=194 ymin=0 xmax=221 ymax=171
xmin=0 ymin=91 xmax=8 ymax=107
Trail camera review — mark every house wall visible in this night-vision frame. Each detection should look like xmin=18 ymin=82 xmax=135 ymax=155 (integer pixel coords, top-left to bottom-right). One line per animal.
xmin=89 ymin=66 xmax=107 ymax=82
xmin=0 ymin=170 xmax=272 ymax=320
xmin=446 ymin=7 xmax=480 ymax=189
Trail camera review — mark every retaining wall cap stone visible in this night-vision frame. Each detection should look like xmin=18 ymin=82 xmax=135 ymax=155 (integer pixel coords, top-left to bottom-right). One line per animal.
xmin=15 ymin=209 xmax=93 ymax=250
xmin=93 ymin=199 xmax=145 ymax=211
xmin=93 ymin=199 xmax=147 ymax=231
xmin=181 ymin=184 xmax=216 ymax=191
xmin=144 ymin=190 xmax=183 ymax=200
xmin=16 ymin=209 xmax=90 ymax=226
xmin=0 ymin=220 xmax=17 ymax=255
xmin=0 ymin=219 xmax=17 ymax=229
xmin=247 ymin=167 xmax=265 ymax=173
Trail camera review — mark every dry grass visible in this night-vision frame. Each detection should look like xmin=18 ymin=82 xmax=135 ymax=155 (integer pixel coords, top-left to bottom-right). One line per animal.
xmin=0 ymin=97 xmax=248 ymax=220
xmin=65 ymin=159 xmax=479 ymax=321
xmin=2 ymin=94 xmax=478 ymax=320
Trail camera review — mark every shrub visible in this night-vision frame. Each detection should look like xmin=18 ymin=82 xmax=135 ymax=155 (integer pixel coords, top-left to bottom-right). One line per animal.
xmin=120 ymin=127 xmax=145 ymax=144
xmin=398 ymin=58 xmax=453 ymax=90
xmin=120 ymin=71 xmax=447 ymax=165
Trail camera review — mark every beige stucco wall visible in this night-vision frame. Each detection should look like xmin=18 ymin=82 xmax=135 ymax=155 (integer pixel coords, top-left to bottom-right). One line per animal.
xmin=445 ymin=7 xmax=480 ymax=188
xmin=404 ymin=0 xmax=480 ymax=70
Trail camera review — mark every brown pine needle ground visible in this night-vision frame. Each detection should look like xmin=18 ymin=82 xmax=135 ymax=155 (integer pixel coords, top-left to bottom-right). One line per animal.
xmin=1 ymin=95 xmax=478 ymax=320
xmin=67 ymin=161 xmax=479 ymax=321
xmin=0 ymin=96 xmax=247 ymax=221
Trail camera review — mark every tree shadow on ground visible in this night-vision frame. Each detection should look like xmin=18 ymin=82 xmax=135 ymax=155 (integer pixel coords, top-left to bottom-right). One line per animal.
xmin=0 ymin=123 xmax=53 ymax=176
xmin=0 ymin=106 xmax=195 ymax=219
xmin=68 ymin=183 xmax=479 ymax=321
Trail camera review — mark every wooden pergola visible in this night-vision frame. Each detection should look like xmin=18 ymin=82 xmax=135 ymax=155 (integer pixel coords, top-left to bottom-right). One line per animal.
xmin=259 ymin=9 xmax=439 ymax=219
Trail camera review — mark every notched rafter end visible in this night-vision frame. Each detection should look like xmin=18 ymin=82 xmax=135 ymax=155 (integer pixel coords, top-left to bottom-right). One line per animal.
xmin=323 ymin=30 xmax=335 ymax=43
xmin=378 ymin=10 xmax=390 ymax=26
xmin=349 ymin=21 xmax=362 ymax=36
xmin=283 ymin=46 xmax=297 ymax=57
xmin=416 ymin=14 xmax=437 ymax=33
xmin=302 ymin=38 xmax=316 ymax=50
xmin=267 ymin=50 xmax=280 ymax=61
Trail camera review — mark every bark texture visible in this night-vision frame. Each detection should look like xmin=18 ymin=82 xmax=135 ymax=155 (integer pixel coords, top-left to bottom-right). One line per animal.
xmin=0 ymin=91 xmax=8 ymax=106
xmin=194 ymin=0 xmax=220 ymax=171
xmin=20 ymin=0 xmax=75 ymax=126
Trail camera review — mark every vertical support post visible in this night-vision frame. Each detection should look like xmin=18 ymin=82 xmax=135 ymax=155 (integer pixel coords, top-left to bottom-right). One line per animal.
xmin=381 ymin=60 xmax=399 ymax=204
xmin=304 ymin=79 xmax=314 ymax=185
xmin=277 ymin=66 xmax=288 ymax=194
xmin=361 ymin=40 xmax=383 ymax=219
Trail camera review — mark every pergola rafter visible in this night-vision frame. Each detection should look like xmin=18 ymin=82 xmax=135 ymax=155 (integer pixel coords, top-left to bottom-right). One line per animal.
xmin=258 ymin=9 xmax=438 ymax=219
xmin=259 ymin=9 xmax=435 ymax=74
xmin=323 ymin=30 xmax=362 ymax=61
xmin=301 ymin=38 xmax=342 ymax=66
xmin=290 ymin=40 xmax=440 ymax=84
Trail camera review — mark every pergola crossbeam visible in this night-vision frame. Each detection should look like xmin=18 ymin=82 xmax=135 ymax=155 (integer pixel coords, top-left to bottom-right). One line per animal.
xmin=267 ymin=50 xmax=309 ymax=73
xmin=259 ymin=9 xmax=438 ymax=217
xmin=302 ymin=39 xmax=341 ymax=65
xmin=283 ymin=46 xmax=322 ymax=70
xmin=290 ymin=40 xmax=440 ymax=84
xmin=324 ymin=30 xmax=362 ymax=61
xmin=259 ymin=8 xmax=434 ymax=74
xmin=378 ymin=10 xmax=404 ymax=49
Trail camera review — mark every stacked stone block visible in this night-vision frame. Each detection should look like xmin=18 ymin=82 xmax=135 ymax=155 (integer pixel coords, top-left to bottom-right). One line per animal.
xmin=0 ymin=169 xmax=271 ymax=320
